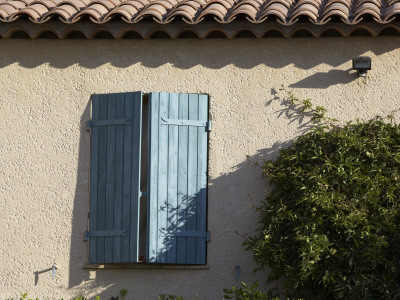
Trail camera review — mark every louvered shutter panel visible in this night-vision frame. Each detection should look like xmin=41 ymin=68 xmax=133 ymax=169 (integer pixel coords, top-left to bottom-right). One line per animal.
xmin=147 ymin=92 xmax=209 ymax=264
xmin=88 ymin=92 xmax=142 ymax=264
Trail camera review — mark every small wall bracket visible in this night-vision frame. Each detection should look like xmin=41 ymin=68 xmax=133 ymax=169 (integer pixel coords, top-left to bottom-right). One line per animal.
xmin=52 ymin=264 xmax=58 ymax=279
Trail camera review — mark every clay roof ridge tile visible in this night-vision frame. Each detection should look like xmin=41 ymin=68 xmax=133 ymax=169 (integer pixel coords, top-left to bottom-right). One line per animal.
xmin=191 ymin=0 xmax=209 ymax=22
xmin=325 ymin=0 xmax=350 ymax=8
xmin=285 ymin=0 xmax=301 ymax=24
xmin=19 ymin=0 xmax=35 ymax=5
xmin=116 ymin=0 xmax=145 ymax=9
xmin=291 ymin=3 xmax=321 ymax=23
xmin=0 ymin=0 xmax=399 ymax=25
xmin=258 ymin=2 xmax=290 ymax=23
xmin=165 ymin=1 xmax=202 ymax=23
xmin=379 ymin=0 xmax=390 ymax=21
xmin=86 ymin=0 xmax=116 ymax=9
xmin=355 ymin=3 xmax=380 ymax=14
xmin=385 ymin=0 xmax=400 ymax=21
xmin=0 ymin=0 xmax=25 ymax=18
xmin=153 ymin=0 xmax=180 ymax=23
xmin=13 ymin=7 xmax=40 ymax=21
xmin=57 ymin=0 xmax=89 ymax=10
xmin=105 ymin=1 xmax=144 ymax=22
xmin=223 ymin=0 xmax=246 ymax=22
xmin=345 ymin=0 xmax=358 ymax=22
xmin=195 ymin=0 xmax=232 ymax=23
xmin=383 ymin=2 xmax=399 ymax=23
xmin=254 ymin=0 xmax=272 ymax=21
xmin=316 ymin=0 xmax=329 ymax=22
xmin=43 ymin=5 xmax=78 ymax=22
xmin=320 ymin=0 xmax=347 ymax=22
xmin=133 ymin=1 xmax=173 ymax=23
xmin=30 ymin=0 xmax=58 ymax=8
xmin=0 ymin=4 xmax=18 ymax=20
xmin=119 ymin=0 xmax=151 ymax=22
xmin=230 ymin=0 xmax=262 ymax=22
xmin=73 ymin=2 xmax=110 ymax=22
xmin=107 ymin=0 xmax=122 ymax=6
xmin=351 ymin=0 xmax=382 ymax=21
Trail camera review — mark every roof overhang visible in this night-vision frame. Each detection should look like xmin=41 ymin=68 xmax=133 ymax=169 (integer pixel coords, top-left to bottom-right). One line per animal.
xmin=2 ymin=19 xmax=400 ymax=39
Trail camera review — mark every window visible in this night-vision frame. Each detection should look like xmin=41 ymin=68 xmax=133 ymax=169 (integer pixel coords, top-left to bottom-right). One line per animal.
xmin=85 ymin=92 xmax=210 ymax=265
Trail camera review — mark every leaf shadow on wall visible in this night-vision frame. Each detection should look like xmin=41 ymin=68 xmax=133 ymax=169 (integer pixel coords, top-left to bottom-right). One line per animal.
xmin=151 ymin=187 xmax=209 ymax=265
xmin=268 ymin=87 xmax=320 ymax=134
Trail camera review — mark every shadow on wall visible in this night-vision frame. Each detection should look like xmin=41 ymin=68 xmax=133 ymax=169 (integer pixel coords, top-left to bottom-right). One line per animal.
xmin=0 ymin=38 xmax=398 ymax=71
xmin=68 ymin=100 xmax=91 ymax=290
xmin=289 ymin=69 xmax=355 ymax=89
xmin=68 ymin=90 xmax=306 ymax=296
xmin=154 ymin=192 xmax=201 ymax=264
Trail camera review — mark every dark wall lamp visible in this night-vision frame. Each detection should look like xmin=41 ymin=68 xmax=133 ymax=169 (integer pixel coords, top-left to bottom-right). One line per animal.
xmin=352 ymin=57 xmax=371 ymax=77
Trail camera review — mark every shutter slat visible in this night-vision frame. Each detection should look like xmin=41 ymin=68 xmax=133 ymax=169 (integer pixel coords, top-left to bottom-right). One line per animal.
xmin=196 ymin=94 xmax=208 ymax=264
xmin=112 ymin=94 xmax=125 ymax=263
xmin=121 ymin=93 xmax=133 ymax=263
xmin=167 ymin=93 xmax=179 ymax=263
xmin=105 ymin=94 xmax=116 ymax=263
xmin=88 ymin=92 xmax=142 ymax=264
xmin=89 ymin=96 xmax=100 ymax=264
xmin=97 ymin=95 xmax=108 ymax=263
xmin=148 ymin=92 xmax=160 ymax=263
xmin=129 ymin=92 xmax=142 ymax=262
xmin=176 ymin=94 xmax=189 ymax=264
xmin=156 ymin=92 xmax=170 ymax=263
xmin=186 ymin=94 xmax=199 ymax=264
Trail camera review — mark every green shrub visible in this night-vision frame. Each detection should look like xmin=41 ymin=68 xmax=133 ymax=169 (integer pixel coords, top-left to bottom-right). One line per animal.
xmin=245 ymin=116 xmax=400 ymax=299
xmin=157 ymin=295 xmax=184 ymax=300
xmin=223 ymin=281 xmax=280 ymax=300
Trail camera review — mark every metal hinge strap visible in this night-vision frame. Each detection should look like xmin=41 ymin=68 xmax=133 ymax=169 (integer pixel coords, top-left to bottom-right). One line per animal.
xmin=84 ymin=229 xmax=128 ymax=241
xmin=161 ymin=117 xmax=206 ymax=128
xmin=86 ymin=117 xmax=131 ymax=131
xmin=160 ymin=230 xmax=210 ymax=241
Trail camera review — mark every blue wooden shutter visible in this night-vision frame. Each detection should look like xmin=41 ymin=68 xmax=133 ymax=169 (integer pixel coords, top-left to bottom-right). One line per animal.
xmin=87 ymin=92 xmax=142 ymax=264
xmin=147 ymin=92 xmax=209 ymax=264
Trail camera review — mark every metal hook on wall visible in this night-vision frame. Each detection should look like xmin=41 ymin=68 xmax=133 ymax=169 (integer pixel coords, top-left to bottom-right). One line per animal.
xmin=235 ymin=265 xmax=240 ymax=280
xmin=52 ymin=264 xmax=58 ymax=279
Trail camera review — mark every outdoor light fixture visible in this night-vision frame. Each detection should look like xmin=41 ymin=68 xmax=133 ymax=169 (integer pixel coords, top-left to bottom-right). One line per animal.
xmin=352 ymin=56 xmax=371 ymax=77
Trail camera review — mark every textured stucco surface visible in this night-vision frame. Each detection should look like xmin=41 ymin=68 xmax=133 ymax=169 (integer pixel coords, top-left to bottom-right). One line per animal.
xmin=1 ymin=38 xmax=400 ymax=299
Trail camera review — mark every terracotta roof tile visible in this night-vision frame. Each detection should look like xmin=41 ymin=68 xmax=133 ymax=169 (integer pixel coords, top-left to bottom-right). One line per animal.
xmin=0 ymin=0 xmax=398 ymax=25
xmin=0 ymin=0 xmax=399 ymax=38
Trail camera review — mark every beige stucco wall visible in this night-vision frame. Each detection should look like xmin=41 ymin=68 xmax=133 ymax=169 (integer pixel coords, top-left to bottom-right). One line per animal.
xmin=0 ymin=37 xmax=400 ymax=299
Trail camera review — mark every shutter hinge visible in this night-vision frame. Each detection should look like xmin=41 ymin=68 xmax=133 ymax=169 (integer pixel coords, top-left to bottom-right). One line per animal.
xmin=206 ymin=121 xmax=212 ymax=132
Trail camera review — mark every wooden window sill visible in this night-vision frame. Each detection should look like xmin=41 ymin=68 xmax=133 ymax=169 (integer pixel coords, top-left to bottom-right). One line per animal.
xmin=84 ymin=264 xmax=210 ymax=270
